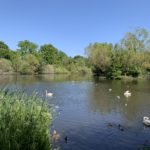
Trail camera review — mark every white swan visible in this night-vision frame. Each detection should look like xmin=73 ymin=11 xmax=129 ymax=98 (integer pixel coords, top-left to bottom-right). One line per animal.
xmin=124 ymin=90 xmax=131 ymax=98
xmin=143 ymin=117 xmax=150 ymax=126
xmin=117 ymin=96 xmax=120 ymax=99
xmin=109 ymin=88 xmax=112 ymax=92
xmin=46 ymin=90 xmax=53 ymax=97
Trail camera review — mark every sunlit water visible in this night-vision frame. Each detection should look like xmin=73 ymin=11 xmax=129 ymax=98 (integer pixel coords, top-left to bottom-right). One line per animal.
xmin=0 ymin=75 xmax=150 ymax=150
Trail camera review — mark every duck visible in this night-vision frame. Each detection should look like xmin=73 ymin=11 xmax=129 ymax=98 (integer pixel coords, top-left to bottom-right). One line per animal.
xmin=143 ymin=117 xmax=150 ymax=126
xmin=52 ymin=130 xmax=60 ymax=141
xmin=124 ymin=90 xmax=131 ymax=98
xmin=117 ymin=96 xmax=120 ymax=99
xmin=46 ymin=90 xmax=53 ymax=97
xmin=64 ymin=136 xmax=68 ymax=143
xmin=118 ymin=124 xmax=124 ymax=131
xmin=107 ymin=122 xmax=113 ymax=127
xmin=109 ymin=88 xmax=112 ymax=92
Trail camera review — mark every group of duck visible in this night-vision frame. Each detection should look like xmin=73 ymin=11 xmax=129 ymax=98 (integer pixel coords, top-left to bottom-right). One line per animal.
xmin=109 ymin=88 xmax=150 ymax=127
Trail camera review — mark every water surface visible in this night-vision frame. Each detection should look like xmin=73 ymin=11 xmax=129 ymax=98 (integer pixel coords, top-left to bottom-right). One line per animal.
xmin=0 ymin=75 xmax=150 ymax=150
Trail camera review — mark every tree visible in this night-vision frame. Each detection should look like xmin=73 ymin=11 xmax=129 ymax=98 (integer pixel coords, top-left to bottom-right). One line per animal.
xmin=85 ymin=42 xmax=112 ymax=75
xmin=39 ymin=44 xmax=58 ymax=64
xmin=57 ymin=51 xmax=69 ymax=65
xmin=0 ymin=41 xmax=12 ymax=59
xmin=17 ymin=40 xmax=38 ymax=56
xmin=121 ymin=28 xmax=150 ymax=52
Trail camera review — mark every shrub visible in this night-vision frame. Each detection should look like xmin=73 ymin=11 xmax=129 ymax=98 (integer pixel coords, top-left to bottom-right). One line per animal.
xmin=39 ymin=64 xmax=54 ymax=74
xmin=19 ymin=61 xmax=34 ymax=74
xmin=54 ymin=66 xmax=69 ymax=74
xmin=0 ymin=58 xmax=14 ymax=73
xmin=0 ymin=90 xmax=52 ymax=150
xmin=24 ymin=54 xmax=40 ymax=73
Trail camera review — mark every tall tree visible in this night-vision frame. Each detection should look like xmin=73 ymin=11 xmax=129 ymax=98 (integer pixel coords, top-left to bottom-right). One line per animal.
xmin=121 ymin=28 xmax=150 ymax=51
xmin=85 ymin=42 xmax=112 ymax=75
xmin=0 ymin=41 xmax=12 ymax=59
xmin=39 ymin=44 xmax=58 ymax=64
xmin=17 ymin=40 xmax=38 ymax=56
xmin=57 ymin=51 xmax=69 ymax=65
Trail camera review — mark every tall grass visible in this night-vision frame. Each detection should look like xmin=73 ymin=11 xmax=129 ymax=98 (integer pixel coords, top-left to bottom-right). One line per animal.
xmin=0 ymin=89 xmax=52 ymax=150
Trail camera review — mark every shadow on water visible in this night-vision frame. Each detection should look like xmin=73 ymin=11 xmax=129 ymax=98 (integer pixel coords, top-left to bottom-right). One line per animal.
xmin=0 ymin=75 xmax=150 ymax=150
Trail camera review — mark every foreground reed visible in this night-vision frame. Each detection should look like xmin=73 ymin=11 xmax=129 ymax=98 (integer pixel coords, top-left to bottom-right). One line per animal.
xmin=0 ymin=89 xmax=52 ymax=150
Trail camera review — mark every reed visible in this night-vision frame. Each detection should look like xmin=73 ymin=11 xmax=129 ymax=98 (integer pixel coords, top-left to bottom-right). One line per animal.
xmin=0 ymin=89 xmax=52 ymax=150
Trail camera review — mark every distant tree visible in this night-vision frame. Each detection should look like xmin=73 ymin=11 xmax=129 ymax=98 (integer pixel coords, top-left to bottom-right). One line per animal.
xmin=24 ymin=54 xmax=40 ymax=73
xmin=11 ymin=51 xmax=22 ymax=72
xmin=57 ymin=51 xmax=69 ymax=65
xmin=73 ymin=55 xmax=87 ymax=66
xmin=0 ymin=41 xmax=12 ymax=59
xmin=17 ymin=40 xmax=38 ymax=56
xmin=110 ymin=47 xmax=123 ymax=79
xmin=39 ymin=44 xmax=58 ymax=64
xmin=85 ymin=42 xmax=112 ymax=75
xmin=121 ymin=28 xmax=150 ymax=51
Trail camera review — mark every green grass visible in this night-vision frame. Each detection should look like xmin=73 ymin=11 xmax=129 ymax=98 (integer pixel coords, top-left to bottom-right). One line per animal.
xmin=0 ymin=89 xmax=52 ymax=150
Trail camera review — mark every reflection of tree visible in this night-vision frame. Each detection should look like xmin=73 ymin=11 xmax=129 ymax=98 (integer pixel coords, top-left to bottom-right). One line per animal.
xmin=89 ymin=82 xmax=118 ymax=114
xmin=0 ymin=74 xmax=92 ymax=86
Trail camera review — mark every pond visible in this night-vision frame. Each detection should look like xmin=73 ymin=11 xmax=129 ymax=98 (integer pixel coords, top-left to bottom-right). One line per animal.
xmin=0 ymin=75 xmax=150 ymax=150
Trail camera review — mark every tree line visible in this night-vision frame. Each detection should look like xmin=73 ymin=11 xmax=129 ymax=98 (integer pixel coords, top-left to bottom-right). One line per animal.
xmin=0 ymin=40 xmax=91 ymax=75
xmin=1 ymin=27 xmax=150 ymax=79
xmin=85 ymin=28 xmax=150 ymax=79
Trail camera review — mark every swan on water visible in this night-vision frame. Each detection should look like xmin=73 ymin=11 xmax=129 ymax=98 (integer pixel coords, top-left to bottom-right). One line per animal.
xmin=124 ymin=90 xmax=131 ymax=98
xmin=46 ymin=90 xmax=53 ymax=97
xmin=117 ymin=96 xmax=120 ymax=99
xmin=109 ymin=88 xmax=112 ymax=92
xmin=143 ymin=117 xmax=150 ymax=126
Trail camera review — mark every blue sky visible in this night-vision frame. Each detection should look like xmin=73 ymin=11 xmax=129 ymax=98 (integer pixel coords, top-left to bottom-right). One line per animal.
xmin=0 ymin=0 xmax=150 ymax=56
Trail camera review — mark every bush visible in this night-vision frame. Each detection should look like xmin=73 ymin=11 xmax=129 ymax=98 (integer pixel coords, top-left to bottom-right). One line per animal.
xmin=19 ymin=61 xmax=34 ymax=74
xmin=54 ymin=66 xmax=69 ymax=74
xmin=39 ymin=64 xmax=54 ymax=74
xmin=0 ymin=90 xmax=52 ymax=150
xmin=70 ymin=66 xmax=92 ymax=75
xmin=0 ymin=58 xmax=14 ymax=73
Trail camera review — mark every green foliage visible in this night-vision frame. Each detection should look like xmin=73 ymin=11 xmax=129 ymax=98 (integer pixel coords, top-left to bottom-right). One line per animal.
xmin=39 ymin=65 xmax=54 ymax=74
xmin=4 ymin=28 xmax=150 ymax=78
xmin=121 ymin=28 xmax=150 ymax=51
xmin=0 ymin=58 xmax=14 ymax=73
xmin=40 ymin=44 xmax=58 ymax=64
xmin=65 ymin=55 xmax=92 ymax=75
xmin=0 ymin=90 xmax=52 ymax=150
xmin=85 ymin=42 xmax=112 ymax=75
xmin=85 ymin=28 xmax=150 ymax=79
xmin=57 ymin=51 xmax=69 ymax=65
xmin=17 ymin=40 xmax=38 ymax=56
xmin=11 ymin=52 xmax=22 ymax=72
xmin=54 ymin=65 xmax=70 ymax=74
xmin=0 ymin=41 xmax=12 ymax=59
xmin=19 ymin=61 xmax=34 ymax=74
xmin=24 ymin=54 xmax=40 ymax=73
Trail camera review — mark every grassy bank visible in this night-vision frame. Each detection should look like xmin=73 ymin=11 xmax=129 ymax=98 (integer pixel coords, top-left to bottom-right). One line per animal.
xmin=0 ymin=90 xmax=52 ymax=150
